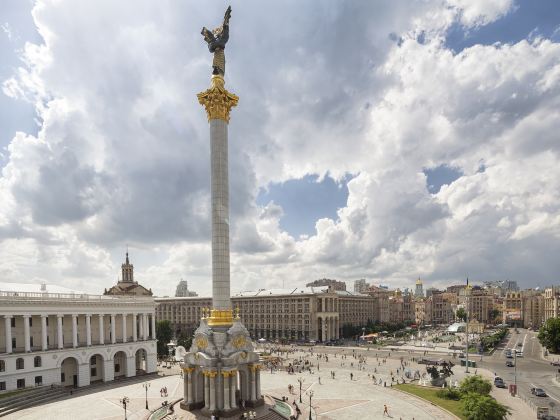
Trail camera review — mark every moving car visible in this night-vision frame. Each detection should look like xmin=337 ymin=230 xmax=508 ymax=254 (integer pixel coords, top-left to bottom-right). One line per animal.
xmin=531 ymin=387 xmax=548 ymax=397
xmin=516 ymin=351 xmax=523 ymax=357
xmin=506 ymin=360 xmax=515 ymax=367
xmin=494 ymin=377 xmax=506 ymax=388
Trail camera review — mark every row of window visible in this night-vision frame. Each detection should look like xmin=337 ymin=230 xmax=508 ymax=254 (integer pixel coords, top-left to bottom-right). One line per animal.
xmin=0 ymin=377 xmax=43 ymax=390
xmin=0 ymin=356 xmax=42 ymax=372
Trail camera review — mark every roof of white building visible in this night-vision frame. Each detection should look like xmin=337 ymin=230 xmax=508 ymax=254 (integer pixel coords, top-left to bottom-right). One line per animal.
xmin=0 ymin=282 xmax=84 ymax=294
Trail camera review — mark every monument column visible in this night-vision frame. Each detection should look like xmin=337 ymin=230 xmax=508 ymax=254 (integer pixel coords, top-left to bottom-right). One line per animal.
xmin=198 ymin=74 xmax=238 ymax=329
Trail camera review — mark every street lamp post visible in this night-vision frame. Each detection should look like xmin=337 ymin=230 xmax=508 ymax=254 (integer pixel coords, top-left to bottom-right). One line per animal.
xmin=298 ymin=377 xmax=304 ymax=403
xmin=308 ymin=390 xmax=314 ymax=420
xmin=119 ymin=396 xmax=129 ymax=420
xmin=465 ymin=284 xmax=471 ymax=374
xmin=143 ymin=382 xmax=150 ymax=410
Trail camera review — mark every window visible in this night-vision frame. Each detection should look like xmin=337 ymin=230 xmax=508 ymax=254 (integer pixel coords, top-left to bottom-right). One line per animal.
xmin=17 ymin=379 xmax=25 ymax=389
xmin=90 ymin=358 xmax=96 ymax=366
xmin=10 ymin=318 xmax=15 ymax=328
xmin=30 ymin=337 xmax=34 ymax=348
xmin=16 ymin=358 xmax=24 ymax=370
xmin=0 ymin=360 xmax=4 ymax=372
xmin=91 ymin=368 xmax=97 ymax=377
xmin=61 ymin=373 xmax=65 ymax=382
xmin=11 ymin=338 xmax=16 ymax=349
xmin=34 ymin=356 xmax=41 ymax=368
xmin=34 ymin=376 xmax=42 ymax=386
xmin=29 ymin=317 xmax=32 ymax=327
xmin=0 ymin=382 xmax=5 ymax=391
xmin=46 ymin=317 xmax=48 ymax=326
xmin=115 ymin=363 xmax=120 ymax=373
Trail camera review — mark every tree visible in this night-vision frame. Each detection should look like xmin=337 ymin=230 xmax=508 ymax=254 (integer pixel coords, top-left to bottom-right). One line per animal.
xmin=156 ymin=320 xmax=173 ymax=357
xmin=177 ymin=332 xmax=192 ymax=350
xmin=461 ymin=393 xmax=510 ymax=420
xmin=538 ymin=317 xmax=560 ymax=353
xmin=490 ymin=309 xmax=501 ymax=323
xmin=459 ymin=375 xmax=492 ymax=396
xmin=456 ymin=308 xmax=467 ymax=322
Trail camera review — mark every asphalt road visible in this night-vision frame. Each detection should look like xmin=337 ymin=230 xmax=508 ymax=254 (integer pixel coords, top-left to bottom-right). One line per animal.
xmin=479 ymin=328 xmax=560 ymax=416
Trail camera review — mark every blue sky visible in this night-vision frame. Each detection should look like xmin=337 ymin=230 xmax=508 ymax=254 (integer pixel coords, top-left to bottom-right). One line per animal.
xmin=0 ymin=1 xmax=559 ymax=296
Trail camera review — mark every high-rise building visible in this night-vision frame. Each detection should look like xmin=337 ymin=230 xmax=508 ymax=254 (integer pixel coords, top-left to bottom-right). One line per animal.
xmin=175 ymin=280 xmax=198 ymax=297
xmin=354 ymin=279 xmax=369 ymax=293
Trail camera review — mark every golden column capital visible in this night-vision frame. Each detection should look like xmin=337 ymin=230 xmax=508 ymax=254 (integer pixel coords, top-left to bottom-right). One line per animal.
xmin=197 ymin=74 xmax=239 ymax=123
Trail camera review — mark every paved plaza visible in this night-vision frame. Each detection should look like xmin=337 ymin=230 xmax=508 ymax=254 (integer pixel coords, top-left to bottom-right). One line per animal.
xmin=10 ymin=344 xmax=536 ymax=419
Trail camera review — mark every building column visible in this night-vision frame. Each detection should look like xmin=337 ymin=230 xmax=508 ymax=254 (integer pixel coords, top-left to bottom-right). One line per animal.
xmin=57 ymin=314 xmax=64 ymax=349
xmin=110 ymin=314 xmax=116 ymax=344
xmin=255 ymin=368 xmax=261 ymax=400
xmin=252 ymin=368 xmax=257 ymax=401
xmin=98 ymin=314 xmax=104 ymax=345
xmin=72 ymin=314 xmax=78 ymax=348
xmin=223 ymin=371 xmax=231 ymax=410
xmin=4 ymin=316 xmax=12 ymax=354
xmin=41 ymin=314 xmax=48 ymax=351
xmin=132 ymin=313 xmax=137 ymax=342
xmin=143 ymin=314 xmax=148 ymax=341
xmin=138 ymin=314 xmax=144 ymax=340
xmin=209 ymin=373 xmax=216 ymax=411
xmin=151 ymin=313 xmax=156 ymax=339
xmin=204 ymin=373 xmax=210 ymax=410
xmin=86 ymin=314 xmax=91 ymax=346
xmin=229 ymin=373 xmax=237 ymax=408
xmin=23 ymin=314 xmax=31 ymax=352
xmin=121 ymin=314 xmax=127 ymax=343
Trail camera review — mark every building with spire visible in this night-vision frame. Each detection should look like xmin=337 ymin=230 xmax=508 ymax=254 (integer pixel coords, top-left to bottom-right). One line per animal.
xmin=104 ymin=252 xmax=153 ymax=296
xmin=415 ymin=278 xmax=424 ymax=298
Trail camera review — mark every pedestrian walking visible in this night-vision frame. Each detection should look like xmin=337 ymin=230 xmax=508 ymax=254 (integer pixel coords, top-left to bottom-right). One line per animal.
xmin=383 ymin=404 xmax=390 ymax=416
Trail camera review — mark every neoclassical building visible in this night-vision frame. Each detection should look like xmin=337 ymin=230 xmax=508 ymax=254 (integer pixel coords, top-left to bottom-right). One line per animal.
xmin=156 ymin=286 xmax=374 ymax=342
xmin=0 ymin=282 xmax=157 ymax=392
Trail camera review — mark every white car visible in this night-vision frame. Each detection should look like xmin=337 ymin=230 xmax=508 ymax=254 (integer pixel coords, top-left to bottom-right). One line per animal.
xmin=516 ymin=350 xmax=523 ymax=357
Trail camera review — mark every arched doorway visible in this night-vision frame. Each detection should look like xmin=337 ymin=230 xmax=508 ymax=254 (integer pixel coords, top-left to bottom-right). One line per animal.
xmin=135 ymin=348 xmax=147 ymax=374
xmin=90 ymin=354 xmax=104 ymax=382
xmin=60 ymin=357 xmax=78 ymax=387
xmin=113 ymin=351 xmax=127 ymax=379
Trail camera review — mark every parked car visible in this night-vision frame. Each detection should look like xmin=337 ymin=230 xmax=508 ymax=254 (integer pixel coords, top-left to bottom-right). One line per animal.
xmin=494 ymin=377 xmax=506 ymax=388
xmin=551 ymin=361 xmax=560 ymax=367
xmin=541 ymin=415 xmax=559 ymax=420
xmin=517 ymin=342 xmax=523 ymax=347
xmin=531 ymin=387 xmax=548 ymax=397
xmin=506 ymin=360 xmax=515 ymax=367
xmin=516 ymin=351 xmax=523 ymax=357
xmin=506 ymin=353 xmax=514 ymax=359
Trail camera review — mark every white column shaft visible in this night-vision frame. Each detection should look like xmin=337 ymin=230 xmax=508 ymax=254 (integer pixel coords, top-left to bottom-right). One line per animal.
xmin=23 ymin=315 xmax=31 ymax=352
xmin=132 ymin=313 xmax=137 ymax=342
xmin=41 ymin=315 xmax=48 ymax=351
xmin=98 ymin=315 xmax=104 ymax=345
xmin=4 ymin=316 xmax=12 ymax=353
xmin=86 ymin=315 xmax=91 ymax=346
xmin=210 ymin=119 xmax=231 ymax=311
xmin=204 ymin=376 xmax=210 ymax=409
xmin=110 ymin=314 xmax=116 ymax=344
xmin=209 ymin=375 xmax=216 ymax=411
xmin=223 ymin=374 xmax=230 ymax=410
xmin=57 ymin=315 xmax=63 ymax=349
xmin=72 ymin=315 xmax=78 ymax=348
xmin=143 ymin=314 xmax=148 ymax=340
xmin=229 ymin=374 xmax=236 ymax=408
xmin=151 ymin=313 xmax=156 ymax=339
xmin=122 ymin=314 xmax=127 ymax=343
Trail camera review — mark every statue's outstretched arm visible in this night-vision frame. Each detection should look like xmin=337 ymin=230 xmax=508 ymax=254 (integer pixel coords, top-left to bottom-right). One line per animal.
xmin=223 ymin=6 xmax=232 ymax=27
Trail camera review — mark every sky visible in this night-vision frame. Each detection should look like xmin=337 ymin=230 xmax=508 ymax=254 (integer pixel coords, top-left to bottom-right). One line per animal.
xmin=0 ymin=0 xmax=559 ymax=297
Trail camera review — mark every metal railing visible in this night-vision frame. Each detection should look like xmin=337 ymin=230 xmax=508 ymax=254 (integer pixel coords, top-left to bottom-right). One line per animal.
xmin=0 ymin=290 xmax=154 ymax=303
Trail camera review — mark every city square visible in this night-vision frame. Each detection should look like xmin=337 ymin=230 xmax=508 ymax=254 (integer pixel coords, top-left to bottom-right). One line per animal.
xmin=2 ymin=1 xmax=560 ymax=420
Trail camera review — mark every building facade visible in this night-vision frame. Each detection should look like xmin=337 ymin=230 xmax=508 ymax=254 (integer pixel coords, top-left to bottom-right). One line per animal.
xmin=104 ymin=253 xmax=153 ymax=296
xmin=0 ymin=285 xmax=157 ymax=392
xmin=156 ymin=287 xmax=375 ymax=342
